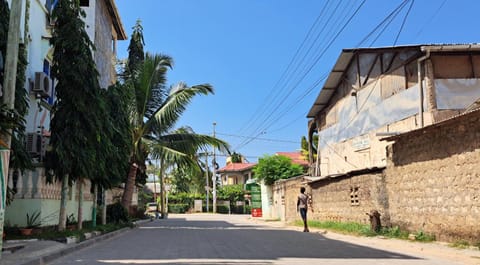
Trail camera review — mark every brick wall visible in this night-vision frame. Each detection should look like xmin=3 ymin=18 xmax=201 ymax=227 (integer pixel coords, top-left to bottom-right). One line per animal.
xmin=385 ymin=109 xmax=480 ymax=242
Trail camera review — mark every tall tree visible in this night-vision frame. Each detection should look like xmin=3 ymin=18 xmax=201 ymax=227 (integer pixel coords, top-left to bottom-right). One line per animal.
xmin=126 ymin=20 xmax=144 ymax=77
xmin=120 ymin=52 xmax=230 ymax=212
xmin=46 ymin=0 xmax=105 ymax=231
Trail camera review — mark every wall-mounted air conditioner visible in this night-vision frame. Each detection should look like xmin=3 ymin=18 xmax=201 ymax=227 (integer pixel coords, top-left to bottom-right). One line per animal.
xmin=25 ymin=132 xmax=49 ymax=160
xmin=32 ymin=72 xmax=51 ymax=98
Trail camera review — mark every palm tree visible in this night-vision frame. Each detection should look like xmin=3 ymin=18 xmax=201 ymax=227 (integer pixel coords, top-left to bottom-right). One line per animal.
xmin=147 ymin=126 xmax=229 ymax=216
xmin=121 ymin=54 xmax=229 ymax=211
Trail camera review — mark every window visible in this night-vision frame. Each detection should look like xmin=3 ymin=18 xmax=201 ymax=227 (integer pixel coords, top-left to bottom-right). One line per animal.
xmin=350 ymin=186 xmax=359 ymax=206
xmin=80 ymin=0 xmax=89 ymax=7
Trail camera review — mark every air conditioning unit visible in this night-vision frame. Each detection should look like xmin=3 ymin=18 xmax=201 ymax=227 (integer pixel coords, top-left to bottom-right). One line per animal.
xmin=32 ymin=72 xmax=51 ymax=98
xmin=26 ymin=133 xmax=42 ymax=157
xmin=25 ymin=132 xmax=50 ymax=160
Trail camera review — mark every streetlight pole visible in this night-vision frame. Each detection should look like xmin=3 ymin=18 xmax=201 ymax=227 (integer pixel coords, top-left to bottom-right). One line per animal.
xmin=212 ymin=122 xmax=217 ymax=213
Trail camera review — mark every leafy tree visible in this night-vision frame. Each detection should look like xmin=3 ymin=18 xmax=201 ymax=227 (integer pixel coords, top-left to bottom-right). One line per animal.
xmin=253 ymin=154 xmax=303 ymax=185
xmin=46 ymin=0 xmax=108 ymax=231
xmin=0 ymin=0 xmax=32 ymax=204
xmin=217 ymin=184 xmax=244 ymax=202
xmin=301 ymin=135 xmax=318 ymax=157
xmin=230 ymin=152 xmax=243 ymax=163
xmin=126 ymin=20 xmax=144 ymax=77
xmin=119 ymin=20 xmax=230 ymax=213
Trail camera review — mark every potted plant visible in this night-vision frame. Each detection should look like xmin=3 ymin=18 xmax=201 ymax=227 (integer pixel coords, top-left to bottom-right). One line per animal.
xmin=66 ymin=214 xmax=77 ymax=231
xmin=20 ymin=211 xmax=41 ymax=236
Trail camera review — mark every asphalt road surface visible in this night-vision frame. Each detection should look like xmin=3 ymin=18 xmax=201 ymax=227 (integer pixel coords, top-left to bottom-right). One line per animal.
xmin=48 ymin=214 xmax=469 ymax=265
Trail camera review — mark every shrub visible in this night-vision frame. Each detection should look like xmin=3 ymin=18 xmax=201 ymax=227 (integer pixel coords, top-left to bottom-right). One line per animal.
xmin=168 ymin=204 xmax=190 ymax=213
xmin=217 ymin=205 xmax=229 ymax=214
xmin=107 ymin=202 xmax=129 ymax=223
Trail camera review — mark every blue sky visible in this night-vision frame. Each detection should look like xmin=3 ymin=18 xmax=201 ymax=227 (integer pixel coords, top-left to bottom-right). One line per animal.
xmin=115 ymin=0 xmax=478 ymax=165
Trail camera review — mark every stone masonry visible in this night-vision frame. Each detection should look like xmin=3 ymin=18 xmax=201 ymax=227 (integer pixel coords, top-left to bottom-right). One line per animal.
xmin=279 ymin=109 xmax=480 ymax=243
xmin=384 ymin=109 xmax=480 ymax=242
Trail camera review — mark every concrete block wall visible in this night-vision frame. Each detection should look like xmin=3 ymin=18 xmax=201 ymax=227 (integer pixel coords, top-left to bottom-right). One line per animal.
xmin=385 ymin=110 xmax=480 ymax=242
xmin=308 ymin=172 xmax=388 ymax=226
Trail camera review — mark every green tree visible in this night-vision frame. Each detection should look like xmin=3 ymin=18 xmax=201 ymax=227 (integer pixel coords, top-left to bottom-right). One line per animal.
xmin=120 ymin=53 xmax=230 ymax=212
xmin=217 ymin=184 xmax=244 ymax=202
xmin=46 ymin=0 xmax=109 ymax=231
xmin=230 ymin=152 xmax=243 ymax=163
xmin=0 ymin=0 xmax=32 ymax=201
xmin=253 ymin=154 xmax=303 ymax=185
xmin=301 ymin=135 xmax=318 ymax=156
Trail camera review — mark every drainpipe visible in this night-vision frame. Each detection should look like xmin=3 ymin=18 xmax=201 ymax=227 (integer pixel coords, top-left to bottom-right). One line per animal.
xmin=417 ymin=48 xmax=431 ymax=128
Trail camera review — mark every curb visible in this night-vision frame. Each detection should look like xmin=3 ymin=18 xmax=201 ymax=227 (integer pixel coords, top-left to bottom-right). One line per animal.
xmin=19 ymin=226 xmax=133 ymax=265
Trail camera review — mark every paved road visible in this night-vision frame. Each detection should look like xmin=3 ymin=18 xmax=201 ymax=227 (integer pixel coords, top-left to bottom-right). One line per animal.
xmin=48 ymin=214 xmax=464 ymax=265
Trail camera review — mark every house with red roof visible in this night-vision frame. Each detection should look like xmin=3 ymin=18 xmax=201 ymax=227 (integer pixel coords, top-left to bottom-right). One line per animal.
xmin=217 ymin=162 xmax=256 ymax=185
xmin=275 ymin=152 xmax=309 ymax=172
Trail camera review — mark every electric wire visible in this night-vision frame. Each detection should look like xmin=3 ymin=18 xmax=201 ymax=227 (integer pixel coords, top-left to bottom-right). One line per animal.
xmin=235 ymin=0 xmax=367 ymax=151
xmin=237 ymin=0 xmax=333 ymax=135
xmin=393 ymin=0 xmax=415 ymax=46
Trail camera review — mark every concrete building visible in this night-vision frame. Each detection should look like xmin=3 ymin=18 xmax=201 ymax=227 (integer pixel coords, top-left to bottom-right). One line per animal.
xmin=5 ymin=0 xmax=127 ymax=227
xmin=307 ymin=44 xmax=480 ymax=177
xmin=269 ymin=44 xmax=480 ymax=242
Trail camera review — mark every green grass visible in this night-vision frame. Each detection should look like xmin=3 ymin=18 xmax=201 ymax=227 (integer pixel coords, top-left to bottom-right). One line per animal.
xmin=450 ymin=240 xmax=471 ymax=249
xmin=293 ymin=220 xmax=435 ymax=242
xmin=5 ymin=222 xmax=130 ymax=241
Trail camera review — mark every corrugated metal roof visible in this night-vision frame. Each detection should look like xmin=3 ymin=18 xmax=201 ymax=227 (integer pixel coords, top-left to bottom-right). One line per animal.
xmin=307 ymin=44 xmax=480 ymax=119
xmin=305 ymin=167 xmax=385 ymax=184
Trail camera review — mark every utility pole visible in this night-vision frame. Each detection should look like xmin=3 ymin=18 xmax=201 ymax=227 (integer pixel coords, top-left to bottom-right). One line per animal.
xmin=1 ymin=0 xmax=23 ymax=257
xmin=212 ymin=122 xmax=217 ymax=213
xmin=204 ymin=153 xmax=209 ymax=212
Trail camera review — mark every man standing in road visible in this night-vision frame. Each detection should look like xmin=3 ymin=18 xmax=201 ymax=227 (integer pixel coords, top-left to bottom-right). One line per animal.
xmin=297 ymin=187 xmax=309 ymax=232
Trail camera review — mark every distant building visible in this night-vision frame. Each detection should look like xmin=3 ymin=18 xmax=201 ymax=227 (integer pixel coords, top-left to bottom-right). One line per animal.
xmin=275 ymin=152 xmax=309 ymax=171
xmin=217 ymin=162 xmax=256 ymax=186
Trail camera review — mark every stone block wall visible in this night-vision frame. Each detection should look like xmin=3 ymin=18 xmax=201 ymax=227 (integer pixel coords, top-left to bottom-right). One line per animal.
xmin=385 ymin=109 xmax=480 ymax=242
xmin=281 ymin=177 xmax=305 ymax=222
xmin=308 ymin=171 xmax=388 ymax=226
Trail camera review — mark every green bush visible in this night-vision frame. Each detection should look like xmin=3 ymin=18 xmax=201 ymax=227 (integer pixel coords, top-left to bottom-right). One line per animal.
xmin=168 ymin=203 xmax=190 ymax=213
xmin=169 ymin=193 xmax=204 ymax=206
xmin=244 ymin=205 xmax=251 ymax=214
xmin=107 ymin=202 xmax=129 ymax=223
xmin=217 ymin=205 xmax=229 ymax=214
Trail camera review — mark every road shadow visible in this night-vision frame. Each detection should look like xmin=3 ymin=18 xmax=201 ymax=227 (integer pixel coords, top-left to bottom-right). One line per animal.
xmin=121 ymin=217 xmax=419 ymax=262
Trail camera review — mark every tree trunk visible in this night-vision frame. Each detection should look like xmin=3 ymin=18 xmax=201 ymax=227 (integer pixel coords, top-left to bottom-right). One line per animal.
xmin=121 ymin=162 xmax=138 ymax=213
xmin=92 ymin=183 xmax=97 ymax=228
xmin=101 ymin=188 xmax=107 ymax=225
xmin=77 ymin=179 xmax=83 ymax=230
xmin=159 ymin=158 xmax=165 ymax=218
xmin=58 ymin=175 xmax=69 ymax=231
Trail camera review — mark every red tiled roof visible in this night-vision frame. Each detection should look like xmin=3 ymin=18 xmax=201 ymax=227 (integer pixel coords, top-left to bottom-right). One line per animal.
xmin=276 ymin=152 xmax=309 ymax=166
xmin=217 ymin=163 xmax=256 ymax=173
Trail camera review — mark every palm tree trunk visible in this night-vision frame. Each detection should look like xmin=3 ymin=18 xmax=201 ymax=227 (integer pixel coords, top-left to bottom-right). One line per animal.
xmin=58 ymin=175 xmax=69 ymax=231
xmin=77 ymin=179 xmax=83 ymax=230
xmin=159 ymin=158 xmax=165 ymax=218
xmin=121 ymin=162 xmax=138 ymax=213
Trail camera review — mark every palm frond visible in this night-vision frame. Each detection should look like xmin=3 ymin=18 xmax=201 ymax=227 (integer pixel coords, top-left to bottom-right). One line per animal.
xmin=133 ymin=53 xmax=172 ymax=124
xmin=145 ymin=82 xmax=213 ymax=134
